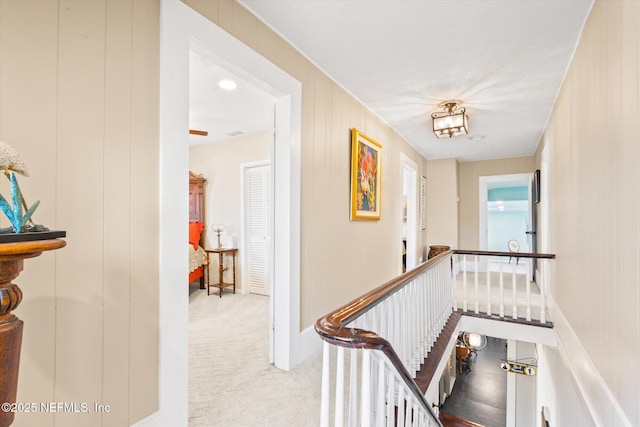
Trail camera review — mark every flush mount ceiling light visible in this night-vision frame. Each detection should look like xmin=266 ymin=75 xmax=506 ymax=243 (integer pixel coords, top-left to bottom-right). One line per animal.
xmin=218 ymin=79 xmax=237 ymax=90
xmin=431 ymin=100 xmax=468 ymax=138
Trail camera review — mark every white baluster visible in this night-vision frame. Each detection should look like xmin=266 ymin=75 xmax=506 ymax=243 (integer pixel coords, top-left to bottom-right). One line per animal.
xmin=442 ymin=261 xmax=447 ymax=313
xmin=463 ymin=255 xmax=468 ymax=311
xmin=335 ymin=346 xmax=345 ymax=427
xmin=397 ymin=386 xmax=405 ymax=427
xmin=429 ymin=271 xmax=436 ymax=349
xmin=437 ymin=265 xmax=442 ymax=330
xmin=425 ymin=274 xmax=430 ymax=354
xmin=386 ymin=372 xmax=395 ymax=427
xmin=364 ymin=310 xmax=370 ymax=329
xmin=423 ymin=275 xmax=428 ymax=357
xmin=349 ymin=349 xmax=358 ymax=427
xmin=410 ymin=282 xmax=417 ymax=374
xmin=452 ymin=254 xmax=457 ymax=311
xmin=415 ymin=280 xmax=420 ymax=364
xmin=378 ymin=300 xmax=384 ymax=334
xmin=407 ymin=286 xmax=413 ymax=369
xmin=376 ymin=357 xmax=385 ymax=427
xmin=320 ymin=342 xmax=331 ymax=427
xmin=362 ymin=350 xmax=371 ymax=426
xmin=499 ymin=260 xmax=505 ymax=318
xmin=486 ymin=257 xmax=492 ymax=315
xmin=539 ymin=260 xmax=547 ymax=323
xmin=386 ymin=298 xmax=392 ymax=338
xmin=512 ymin=261 xmax=518 ymax=319
xmin=394 ymin=293 xmax=400 ymax=360
xmin=474 ymin=255 xmax=479 ymax=314
xmin=419 ymin=276 xmax=426 ymax=359
xmin=526 ymin=259 xmax=532 ymax=321
xmin=405 ymin=397 xmax=412 ymax=427
xmin=438 ymin=264 xmax=442 ymax=330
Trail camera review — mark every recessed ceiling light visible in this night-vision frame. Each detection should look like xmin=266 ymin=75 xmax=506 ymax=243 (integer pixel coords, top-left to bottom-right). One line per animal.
xmin=218 ymin=79 xmax=237 ymax=90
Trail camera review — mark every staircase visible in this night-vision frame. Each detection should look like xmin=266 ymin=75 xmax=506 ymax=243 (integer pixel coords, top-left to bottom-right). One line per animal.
xmin=315 ymin=249 xmax=556 ymax=426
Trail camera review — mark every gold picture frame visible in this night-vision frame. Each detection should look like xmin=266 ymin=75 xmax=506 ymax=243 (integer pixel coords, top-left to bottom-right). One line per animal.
xmin=350 ymin=128 xmax=381 ymax=220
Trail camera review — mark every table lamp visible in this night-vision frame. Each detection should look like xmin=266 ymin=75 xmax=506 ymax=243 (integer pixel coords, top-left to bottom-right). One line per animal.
xmin=211 ymin=223 xmax=224 ymax=248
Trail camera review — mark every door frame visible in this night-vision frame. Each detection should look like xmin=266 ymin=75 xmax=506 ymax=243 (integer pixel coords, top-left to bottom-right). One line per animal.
xmin=538 ymin=143 xmax=551 ymax=294
xmin=400 ymin=153 xmax=418 ymax=272
xmin=156 ymin=2 xmax=302 ymax=424
xmin=240 ymin=159 xmax=273 ymax=361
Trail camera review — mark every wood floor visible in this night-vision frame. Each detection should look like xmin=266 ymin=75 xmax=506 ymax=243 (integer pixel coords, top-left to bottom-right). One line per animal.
xmin=440 ymin=336 xmax=508 ymax=427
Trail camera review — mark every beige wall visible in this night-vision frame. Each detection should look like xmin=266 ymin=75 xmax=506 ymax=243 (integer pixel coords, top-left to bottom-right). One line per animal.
xmin=183 ymin=0 xmax=429 ymax=327
xmin=0 ymin=1 xmax=159 ymax=426
xmin=536 ymin=1 xmax=639 ymax=424
xmin=426 ymin=158 xmax=459 ymax=250
xmin=458 ymin=156 xmax=534 ymax=249
xmin=189 ymin=131 xmax=271 ymax=291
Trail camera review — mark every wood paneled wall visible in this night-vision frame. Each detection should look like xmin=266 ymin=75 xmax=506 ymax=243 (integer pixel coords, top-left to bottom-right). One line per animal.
xmin=425 ymin=158 xmax=459 ymax=249
xmin=0 ymin=1 xmax=159 ymax=426
xmin=537 ymin=1 xmax=639 ymax=424
xmin=184 ymin=0 xmax=429 ymax=328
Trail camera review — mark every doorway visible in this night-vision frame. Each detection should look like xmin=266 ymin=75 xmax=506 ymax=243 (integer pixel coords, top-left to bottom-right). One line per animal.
xmin=401 ymin=154 xmax=418 ymax=273
xmin=159 ymin=2 xmax=302 ymax=423
xmin=479 ymin=173 xmax=534 ymax=277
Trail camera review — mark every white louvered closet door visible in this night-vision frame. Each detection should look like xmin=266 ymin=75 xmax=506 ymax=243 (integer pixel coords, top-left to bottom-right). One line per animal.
xmin=245 ymin=164 xmax=272 ymax=296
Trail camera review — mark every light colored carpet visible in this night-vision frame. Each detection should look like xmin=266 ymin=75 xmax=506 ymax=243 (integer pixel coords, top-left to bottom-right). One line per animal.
xmin=188 ymin=285 xmax=323 ymax=426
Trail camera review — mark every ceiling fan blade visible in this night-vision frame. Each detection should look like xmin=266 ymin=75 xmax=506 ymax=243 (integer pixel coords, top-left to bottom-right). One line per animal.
xmin=189 ymin=129 xmax=208 ymax=136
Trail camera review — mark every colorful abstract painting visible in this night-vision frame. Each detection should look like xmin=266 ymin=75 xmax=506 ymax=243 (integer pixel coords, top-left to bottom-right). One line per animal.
xmin=350 ymin=129 xmax=381 ymax=220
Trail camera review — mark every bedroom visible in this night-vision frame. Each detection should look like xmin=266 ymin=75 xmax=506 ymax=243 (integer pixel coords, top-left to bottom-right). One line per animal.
xmin=187 ymin=40 xmax=274 ymax=297
xmin=186 ymin=40 xmax=276 ymax=418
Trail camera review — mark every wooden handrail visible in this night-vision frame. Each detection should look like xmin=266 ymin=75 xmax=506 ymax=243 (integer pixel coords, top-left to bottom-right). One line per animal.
xmin=315 ymin=250 xmax=453 ymax=345
xmin=315 ymin=251 xmax=452 ymax=427
xmin=453 ymin=249 xmax=555 ymax=259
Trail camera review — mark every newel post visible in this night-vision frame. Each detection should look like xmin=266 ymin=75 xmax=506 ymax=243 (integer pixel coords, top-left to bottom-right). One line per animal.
xmin=0 ymin=239 xmax=66 ymax=427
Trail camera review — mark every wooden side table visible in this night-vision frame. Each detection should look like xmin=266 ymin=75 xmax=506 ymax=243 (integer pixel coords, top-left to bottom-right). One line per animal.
xmin=0 ymin=238 xmax=66 ymax=427
xmin=205 ymin=248 xmax=237 ymax=297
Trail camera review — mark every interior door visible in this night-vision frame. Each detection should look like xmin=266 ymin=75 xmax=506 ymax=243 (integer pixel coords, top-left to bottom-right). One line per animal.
xmin=245 ymin=163 xmax=272 ymax=296
xmin=527 ymin=171 xmax=538 ymax=280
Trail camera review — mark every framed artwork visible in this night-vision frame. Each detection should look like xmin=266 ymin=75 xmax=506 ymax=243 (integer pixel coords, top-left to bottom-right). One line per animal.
xmin=420 ymin=175 xmax=426 ymax=230
xmin=350 ymin=128 xmax=382 ymax=220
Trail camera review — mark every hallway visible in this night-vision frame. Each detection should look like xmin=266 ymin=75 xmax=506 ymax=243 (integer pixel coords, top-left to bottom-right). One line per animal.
xmin=441 ymin=337 xmax=508 ymax=427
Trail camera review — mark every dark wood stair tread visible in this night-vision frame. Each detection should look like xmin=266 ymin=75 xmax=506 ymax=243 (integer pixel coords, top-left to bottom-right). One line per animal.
xmin=414 ymin=311 xmax=462 ymax=393
xmin=439 ymin=412 xmax=488 ymax=427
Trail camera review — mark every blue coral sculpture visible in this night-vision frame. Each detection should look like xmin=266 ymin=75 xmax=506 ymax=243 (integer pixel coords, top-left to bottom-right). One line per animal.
xmin=0 ymin=141 xmax=39 ymax=233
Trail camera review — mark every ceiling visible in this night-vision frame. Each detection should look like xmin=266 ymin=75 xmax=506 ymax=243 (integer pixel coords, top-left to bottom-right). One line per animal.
xmin=189 ymin=41 xmax=274 ymax=146
xmin=238 ymin=0 xmax=593 ymax=161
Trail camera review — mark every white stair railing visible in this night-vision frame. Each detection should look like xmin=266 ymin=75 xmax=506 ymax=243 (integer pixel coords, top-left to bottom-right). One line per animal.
xmin=316 ymin=249 xmax=556 ymax=426
xmin=316 ymin=254 xmax=452 ymax=427
xmin=451 ymin=250 xmax=555 ymax=324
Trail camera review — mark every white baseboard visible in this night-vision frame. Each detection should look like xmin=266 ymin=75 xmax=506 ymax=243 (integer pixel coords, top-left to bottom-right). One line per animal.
xmin=129 ymin=411 xmax=160 ymax=427
xmin=299 ymin=323 xmax=323 ymax=362
xmin=550 ymin=295 xmax=632 ymax=427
